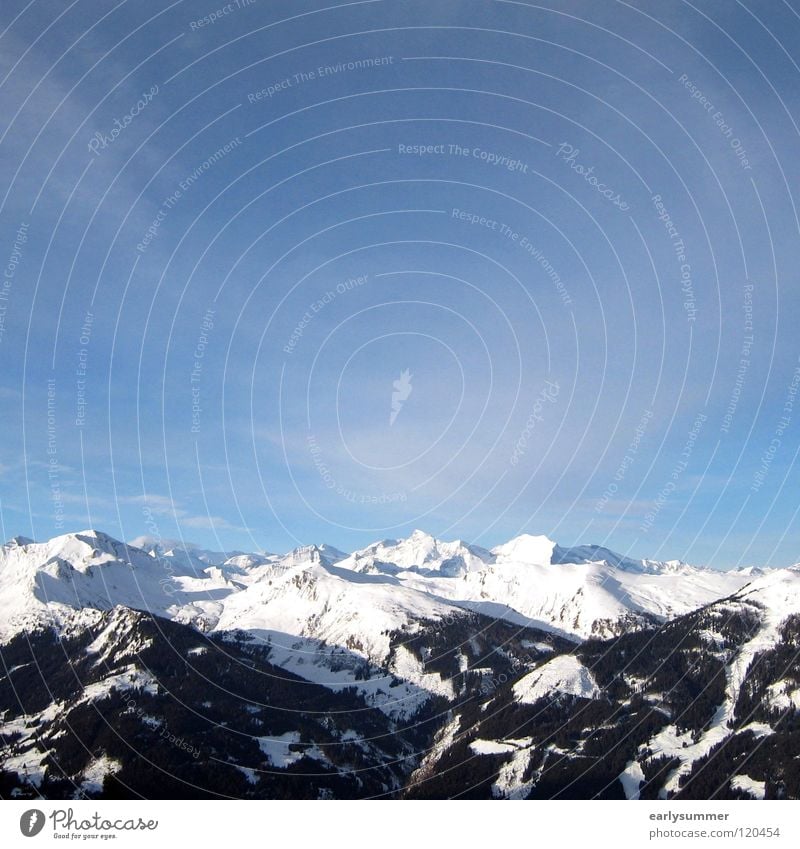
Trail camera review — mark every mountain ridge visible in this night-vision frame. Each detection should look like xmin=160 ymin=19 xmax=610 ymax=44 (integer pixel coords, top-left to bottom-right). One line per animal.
xmin=0 ymin=528 xmax=772 ymax=645
xmin=2 ymin=528 xmax=799 ymax=799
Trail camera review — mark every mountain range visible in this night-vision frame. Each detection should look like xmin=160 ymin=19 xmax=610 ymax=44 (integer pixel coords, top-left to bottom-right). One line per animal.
xmin=1 ymin=529 xmax=798 ymax=799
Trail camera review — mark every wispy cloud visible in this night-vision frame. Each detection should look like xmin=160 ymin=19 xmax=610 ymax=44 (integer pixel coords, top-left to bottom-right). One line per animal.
xmin=120 ymin=493 xmax=244 ymax=533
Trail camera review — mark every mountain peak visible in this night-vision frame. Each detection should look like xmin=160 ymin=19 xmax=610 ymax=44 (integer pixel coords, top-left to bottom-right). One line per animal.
xmin=317 ymin=543 xmax=348 ymax=563
xmin=550 ymin=543 xmax=695 ymax=574
xmin=491 ymin=534 xmax=556 ymax=565
xmin=286 ymin=543 xmax=347 ymax=566
xmin=0 ymin=526 xmax=766 ymax=647
xmin=408 ymin=529 xmax=436 ymax=543
xmin=47 ymin=529 xmax=137 ymax=558
xmin=4 ymin=535 xmax=34 ymax=547
xmin=76 ymin=529 xmax=126 ymax=546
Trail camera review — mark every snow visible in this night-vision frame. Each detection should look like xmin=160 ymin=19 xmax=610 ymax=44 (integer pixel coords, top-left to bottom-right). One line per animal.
xmin=737 ymin=722 xmax=773 ymax=738
xmin=81 ymin=666 xmax=159 ymax=701
xmin=467 ymin=736 xmax=536 ymax=799
xmin=253 ymin=632 xmax=439 ymax=720
xmin=7 ymin=535 xmax=34 ymax=546
xmin=731 ymin=774 xmax=766 ymax=799
xmin=1 ymin=529 xmax=760 ymax=650
xmin=640 ymin=568 xmax=800 ymax=796
xmin=400 ymin=553 xmax=750 ymax=640
xmin=0 ymin=703 xmax=68 ymax=787
xmin=211 ymin=557 xmax=470 ymax=668
xmin=80 ymin=755 xmax=121 ymax=793
xmin=490 ymin=739 xmax=534 ymax=799
xmin=341 ymin=529 xmax=491 ymax=576
xmin=513 ymin=655 xmax=600 ymax=704
xmin=0 ymin=530 xmax=233 ymax=641
xmin=390 ymin=646 xmax=456 ymax=700
xmin=257 ymin=734 xmax=327 ymax=767
xmin=470 ymin=739 xmax=517 ymax=755
xmin=619 ymin=760 xmax=645 ymax=799
xmin=128 ymin=536 xmax=250 ymax=566
xmin=1 ymin=731 xmax=50 ymax=787
xmin=5 ymin=526 xmax=799 ymax=803
xmin=766 ymin=681 xmax=800 ymax=712
xmin=408 ymin=715 xmax=462 ymax=787
xmin=222 ymin=553 xmax=273 ymax=571
xmin=257 ymin=732 xmax=304 ymax=767
xmin=492 ymin=534 xmax=555 ymax=565
xmin=237 ymin=766 xmax=260 ymax=785
xmin=640 ymin=722 xmax=693 ymax=771
xmin=0 ymin=528 xmax=783 ymax=723
xmin=86 ymin=608 xmax=153 ymax=662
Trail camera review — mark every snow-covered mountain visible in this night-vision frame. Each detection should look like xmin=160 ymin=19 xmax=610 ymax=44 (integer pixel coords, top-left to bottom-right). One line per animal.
xmin=0 ymin=526 xmax=765 ymax=723
xmin=0 ymin=606 xmax=420 ymax=798
xmin=339 ymin=528 xmax=493 ymax=576
xmin=0 ymin=528 xmax=760 ymax=647
xmin=2 ymin=528 xmax=799 ymax=800
xmin=339 ymin=530 xmax=754 ymax=639
xmin=0 ymin=531 xmax=184 ymax=641
xmin=128 ymin=535 xmax=253 ymax=566
xmin=426 ymin=565 xmax=800 ymax=800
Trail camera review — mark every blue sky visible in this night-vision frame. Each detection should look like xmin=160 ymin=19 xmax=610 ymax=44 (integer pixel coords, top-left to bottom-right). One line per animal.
xmin=1 ymin=0 xmax=800 ymax=569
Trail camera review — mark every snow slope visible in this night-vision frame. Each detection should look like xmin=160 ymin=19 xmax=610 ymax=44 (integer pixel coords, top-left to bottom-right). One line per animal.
xmin=1 ymin=529 xmax=760 ymax=647
xmin=210 ymin=558 xmax=467 ymax=664
xmin=637 ymin=567 xmax=800 ymax=796
xmin=513 ymin=654 xmax=600 ymax=703
xmin=392 ymin=537 xmax=751 ymax=638
xmin=0 ymin=532 xmax=189 ymax=640
xmin=339 ymin=529 xmax=492 ymax=576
